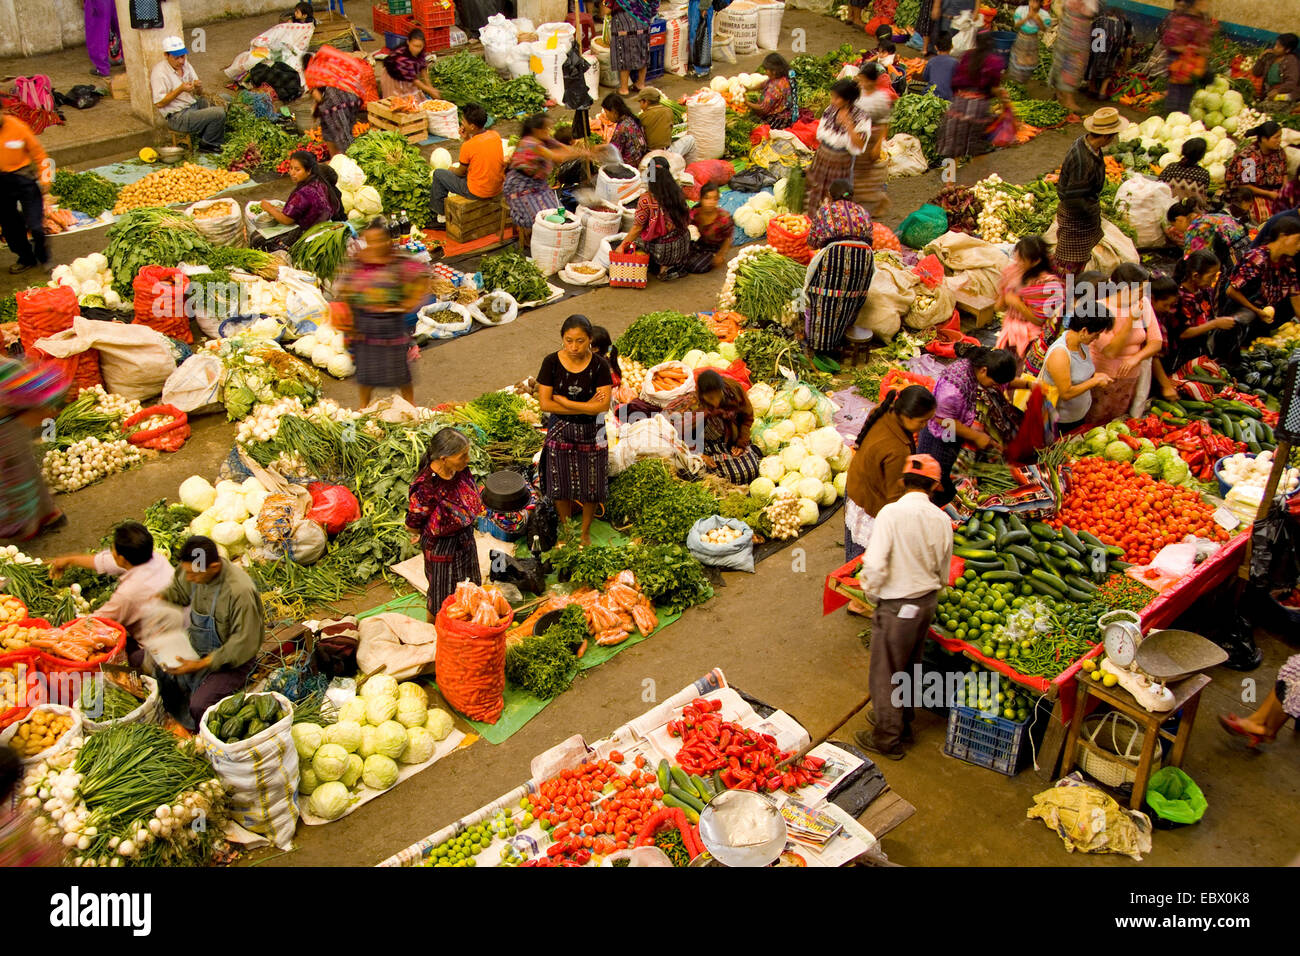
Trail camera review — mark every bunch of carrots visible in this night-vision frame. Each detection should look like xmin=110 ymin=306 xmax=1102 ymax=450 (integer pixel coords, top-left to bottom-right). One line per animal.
xmin=650 ymin=364 xmax=688 ymax=392
xmin=30 ymin=617 xmax=121 ymax=662
xmin=43 ymin=205 xmax=78 ymax=234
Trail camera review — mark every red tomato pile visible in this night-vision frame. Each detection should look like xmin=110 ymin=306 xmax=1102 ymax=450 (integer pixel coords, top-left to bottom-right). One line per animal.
xmin=1050 ymin=458 xmax=1229 ymax=564
xmin=524 ymin=758 xmax=663 ymax=863
xmin=670 ymin=697 xmax=826 ymax=793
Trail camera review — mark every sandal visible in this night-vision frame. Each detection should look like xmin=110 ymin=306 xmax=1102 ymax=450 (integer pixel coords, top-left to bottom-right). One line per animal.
xmin=629 ymin=84 xmax=640 ymax=94
xmin=1218 ymin=713 xmax=1268 ymax=748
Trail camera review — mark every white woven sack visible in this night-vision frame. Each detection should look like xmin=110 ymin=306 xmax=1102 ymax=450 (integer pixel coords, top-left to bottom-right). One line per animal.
xmin=686 ymin=90 xmax=727 ymax=160
xmin=0 ymin=704 xmax=83 ymax=765
xmin=425 ymin=102 xmax=459 ymax=139
xmin=639 ymin=360 xmax=696 ymax=407
xmin=188 ymin=198 xmax=245 ymax=246
xmin=530 ymin=209 xmax=583 ymax=274
xmin=577 ymin=203 xmax=623 ymax=260
xmin=665 ymin=15 xmax=690 ymax=73
xmin=718 ymin=2 xmax=760 ymax=54
xmin=81 ymin=676 xmax=162 ymax=733
xmin=597 ymin=162 xmax=643 ymax=204
xmin=199 ymin=691 xmax=299 ymax=848
xmin=754 ymin=0 xmax=785 ymax=51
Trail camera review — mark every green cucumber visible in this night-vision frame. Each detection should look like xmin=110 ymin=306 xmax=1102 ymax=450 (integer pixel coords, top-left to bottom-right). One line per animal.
xmin=954 ymin=547 xmax=999 ymax=561
xmin=1078 ymin=530 xmax=1106 ymax=549
xmin=1047 ymin=543 xmax=1075 ymax=560
xmin=952 ymin=534 xmax=970 ymax=548
xmin=668 ymin=786 xmax=705 ymax=813
xmin=1007 ymin=514 xmax=1028 ymax=534
xmin=1260 ymin=422 xmax=1275 ymax=444
xmin=1030 ymin=568 xmax=1068 ymax=592
xmin=962 ymin=558 xmax=1006 ymax=573
xmin=995 ymin=529 xmax=1031 ymax=549
xmin=657 ymin=759 xmax=672 ymax=793
xmin=690 ymin=773 xmax=713 ymax=800
xmin=1104 ymin=545 xmax=1125 ymax=559
xmin=992 ymin=515 xmax=1009 ymax=537
xmin=1064 ymin=574 xmax=1098 ymax=594
xmin=669 ymin=765 xmax=693 ymax=794
xmin=661 ymin=792 xmax=700 ymax=823
xmin=1028 ymin=576 xmax=1067 ymax=598
xmin=712 ymin=769 xmax=725 ymax=795
xmin=1063 ymin=585 xmax=1096 ymax=603
xmin=1028 ymin=522 xmax=1057 ymax=541
xmin=980 ymin=570 xmax=1022 ymax=583
xmin=1005 ymin=544 xmax=1041 ymax=565
xmin=1060 ymin=555 xmax=1089 ymax=576
xmin=964 ymin=517 xmax=982 ymax=536
xmin=999 ymin=553 xmax=1021 ymax=573
xmin=1059 ymin=526 xmax=1086 ymax=554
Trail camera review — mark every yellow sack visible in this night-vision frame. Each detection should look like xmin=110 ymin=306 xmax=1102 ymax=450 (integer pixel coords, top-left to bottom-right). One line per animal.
xmin=1027 ymin=775 xmax=1153 ymax=861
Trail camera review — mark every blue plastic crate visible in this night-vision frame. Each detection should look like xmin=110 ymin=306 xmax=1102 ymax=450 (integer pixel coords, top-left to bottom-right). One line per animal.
xmin=384 ymin=30 xmax=410 ymax=47
xmin=943 ymin=706 xmax=1029 ymax=776
xmin=649 ymin=17 xmax=666 ymax=35
xmin=645 ymin=43 xmax=665 ymax=81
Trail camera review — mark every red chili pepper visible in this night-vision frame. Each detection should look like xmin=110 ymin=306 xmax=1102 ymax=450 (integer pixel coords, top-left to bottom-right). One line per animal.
xmin=718 ymin=729 xmax=732 ymax=750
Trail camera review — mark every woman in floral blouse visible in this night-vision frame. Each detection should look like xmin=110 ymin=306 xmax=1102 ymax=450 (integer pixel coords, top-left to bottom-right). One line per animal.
xmin=617 ymin=156 xmax=692 ymax=279
xmin=601 ymin=93 xmax=647 ymax=167
xmin=744 ymin=53 xmax=796 ymax=130
xmin=685 ymin=183 xmax=733 ymax=273
xmin=1227 ymin=122 xmax=1289 ymax=225
xmin=1224 ymin=217 xmax=1300 ymax=346
xmin=406 ymin=428 xmax=485 ymax=618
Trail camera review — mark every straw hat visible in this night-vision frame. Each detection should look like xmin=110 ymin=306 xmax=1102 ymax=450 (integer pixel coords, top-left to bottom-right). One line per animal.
xmin=1083 ymin=107 xmax=1122 ymax=136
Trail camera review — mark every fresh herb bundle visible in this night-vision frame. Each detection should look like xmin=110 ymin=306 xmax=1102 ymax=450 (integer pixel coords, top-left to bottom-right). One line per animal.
xmin=615 ymin=310 xmax=718 ymax=365
xmin=607 ymin=460 xmax=720 ymax=545
xmin=506 ymin=605 xmax=583 ymax=699
xmin=52 ymin=169 xmax=120 ymax=216
xmin=347 ymin=131 xmax=433 ymax=226
xmin=479 ymin=250 xmax=551 ymax=304
xmin=291 ymin=222 xmax=351 ymax=282
xmin=890 ymin=92 xmax=949 ymax=164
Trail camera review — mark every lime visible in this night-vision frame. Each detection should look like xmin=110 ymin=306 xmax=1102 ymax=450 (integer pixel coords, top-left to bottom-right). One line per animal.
xmin=982 ymin=644 xmax=994 ymax=656
xmin=993 ymin=599 xmax=1007 ymax=612
xmin=995 ymin=649 xmax=1008 ymax=660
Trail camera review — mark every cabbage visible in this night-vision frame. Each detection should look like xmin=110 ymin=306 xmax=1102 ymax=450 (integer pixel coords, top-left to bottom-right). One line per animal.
xmin=1133 ymin=452 xmax=1162 ymax=475
xmin=770 ymin=418 xmax=797 ymax=442
xmin=398 ymin=681 xmax=428 ymax=708
xmin=799 ymin=455 xmax=831 ymax=482
xmin=324 ymin=720 xmax=363 ymax=753
xmin=779 ymin=471 xmax=804 ymax=491
xmin=1222 ymin=115 xmax=1239 ymax=133
xmin=1208 ymin=162 xmax=1226 ymax=184
xmin=748 ymin=383 xmax=774 ymax=417
xmin=358 ymin=725 xmax=377 ymax=759
xmin=430 ymin=147 xmax=453 ymax=170
xmin=426 ymin=707 xmax=454 ymax=741
xmin=336 ymin=698 xmax=366 ymax=725
xmin=780 ymin=444 xmax=807 ymax=471
xmin=1222 ymin=91 xmax=1244 ymax=117
xmin=795 ymin=476 xmax=824 ymax=501
xmin=1136 ymin=438 xmax=1156 ymax=454
xmin=1201 ymin=92 xmax=1222 ymax=113
xmin=1158 ymin=152 xmax=1180 ymax=168
xmin=401 ymin=726 xmax=436 ymax=764
xmin=833 ymin=472 xmax=847 ymax=497
xmin=361 ymin=675 xmax=399 ymax=699
xmin=718 ymin=342 xmax=738 ymax=362
xmin=210 ymin=493 xmax=248 ymax=523
xmin=682 ymin=349 xmax=707 ymax=369
xmin=807 ymin=426 xmax=842 ymax=460
xmin=829 ymin=445 xmax=853 ymax=473
xmin=1205 ymin=112 xmax=1224 ymax=129
xmin=363 ymin=753 xmax=400 ymax=790
xmin=312 ymin=743 xmax=350 ymax=782
xmin=789 ymin=410 xmax=816 ymax=435
xmin=749 ymin=476 xmax=777 ymax=500
xmin=758 ymin=455 xmax=785 ymax=482
xmin=796 ymin=497 xmax=820 ymax=525
xmin=1167 ymin=112 xmax=1190 ymax=126
xmin=1084 ymin=427 xmax=1110 ymax=454
xmin=365 ymin=694 xmax=398 ymax=725
xmin=790 ymin=386 xmax=817 ymax=411
xmin=353 ymin=185 xmax=382 ymax=215
xmin=309 ymin=781 xmax=351 ymax=820
xmin=340 ymin=753 xmax=364 ymax=788
xmin=819 ymin=481 xmax=838 ymax=506
xmin=1104 ymin=440 xmax=1135 ymax=462
xmin=327 ymin=353 xmax=355 ymax=379
xmin=291 ymin=722 xmax=323 ymax=760
xmin=1155 ymin=445 xmax=1180 ymax=463
xmin=396 ymin=696 xmax=428 ymax=728
xmin=211 ymin=521 xmax=244 ymax=548
xmin=768 ymin=395 xmax=793 ymax=420
xmin=374 ymin=721 xmax=408 ymax=759
xmin=179 ymin=476 xmax=217 ymax=512
xmin=299 ymin=767 xmax=320 ymax=795
xmin=1107 ymin=422 xmax=1131 ymax=436
xmin=1163 ymin=457 xmax=1190 ymax=483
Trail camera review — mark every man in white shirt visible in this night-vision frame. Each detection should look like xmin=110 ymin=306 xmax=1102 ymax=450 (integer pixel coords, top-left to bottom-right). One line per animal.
xmin=151 ymin=35 xmax=226 ymax=153
xmin=856 ymin=454 xmax=953 ymax=760
xmin=47 ymin=521 xmax=175 ymax=641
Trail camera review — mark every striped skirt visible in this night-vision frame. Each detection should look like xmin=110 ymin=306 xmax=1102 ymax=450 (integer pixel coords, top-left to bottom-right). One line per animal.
xmin=504 ymin=168 xmax=560 ymax=230
xmin=319 ymin=87 xmax=363 ymax=151
xmin=0 ymin=416 xmax=56 ymax=538
xmin=1053 ymin=201 xmax=1103 ymax=270
xmin=805 ymin=147 xmax=855 ymax=211
xmin=542 ymin=419 xmax=608 ymax=503
xmin=937 ymin=92 xmax=993 ymax=159
xmin=805 ymin=242 xmax=875 ymax=353
xmin=352 ymin=311 xmax=412 ymax=388
xmin=705 ymin=439 xmax=761 ymax=485
xmin=1006 ymin=31 xmax=1041 ymax=83
xmin=645 ymin=230 xmax=691 ymax=273
xmin=609 ymin=11 xmax=649 ymax=73
xmin=852 ymin=154 xmax=889 ymax=216
xmin=423 ymin=526 xmax=481 ymax=619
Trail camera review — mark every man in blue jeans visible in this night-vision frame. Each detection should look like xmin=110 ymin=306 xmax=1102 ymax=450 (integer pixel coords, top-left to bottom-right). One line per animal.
xmin=151 ymin=35 xmax=226 ymax=153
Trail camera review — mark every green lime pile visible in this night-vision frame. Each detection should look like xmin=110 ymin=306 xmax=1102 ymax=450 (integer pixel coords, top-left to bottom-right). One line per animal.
xmin=423 ymin=809 xmax=524 ymax=867
xmin=952 ymin=666 xmax=1034 ymax=723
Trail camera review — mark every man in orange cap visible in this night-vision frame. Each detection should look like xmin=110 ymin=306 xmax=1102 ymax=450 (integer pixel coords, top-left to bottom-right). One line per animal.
xmin=856 ymin=453 xmax=952 ymax=759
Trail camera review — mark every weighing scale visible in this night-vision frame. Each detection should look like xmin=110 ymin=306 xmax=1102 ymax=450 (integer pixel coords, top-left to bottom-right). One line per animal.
xmin=693 ymin=790 xmax=788 ymax=867
xmin=1096 ymin=611 xmax=1227 ymax=712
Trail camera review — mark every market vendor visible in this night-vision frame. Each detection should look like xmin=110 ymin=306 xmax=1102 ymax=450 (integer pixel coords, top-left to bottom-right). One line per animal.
xmin=1226 ymin=122 xmax=1288 ymax=225
xmin=937 ymin=32 xmax=1008 ymax=160
xmin=378 ymin=28 xmax=441 ymax=101
xmin=47 ymin=522 xmax=173 ymax=642
xmin=1006 ymin=0 xmax=1051 ymax=84
xmin=617 ymin=156 xmax=692 ymax=280
xmin=601 ymin=93 xmax=647 ymax=168
xmin=1040 ymin=306 xmax=1114 ymax=433
xmin=636 ymin=88 xmax=696 ymax=158
xmin=251 ymin=150 xmax=345 ymax=251
xmin=843 ymin=384 xmax=936 ymax=565
xmin=406 ymin=427 xmax=484 ymax=618
xmin=151 ymin=36 xmax=226 ymax=154
xmin=1052 ymin=107 xmax=1121 ymax=276
xmin=1086 ymin=262 xmax=1166 ymax=422
xmin=670 ymin=368 xmax=761 ymax=484
xmin=999 ymin=236 xmax=1065 ymax=369
xmin=741 ymin=54 xmax=797 ymax=130
xmin=1252 ymin=33 xmax=1300 ymax=103
xmin=684 ymin=183 xmax=733 ymax=274
xmin=804 ymin=181 xmax=875 ymax=366
xmin=155 ymin=536 xmax=264 ymax=731
xmin=1157 ymin=138 xmax=1211 ymax=210
xmin=430 ymin=104 xmax=504 ymax=227
xmin=537 ymin=315 xmax=614 ymax=548
xmin=917 ymin=344 xmax=1018 ymax=506
xmin=504 ymin=113 xmax=594 ymax=249
xmin=853 ymin=63 xmax=894 ymax=219
xmin=856 ymin=453 xmax=951 ymax=761
xmin=310 ymin=78 xmax=365 ymax=156
xmin=0 ymin=358 xmax=70 ymax=541
xmin=807 ymin=180 xmax=873 ymax=250
xmin=606 ymin=0 xmax=657 ymax=96
xmin=1165 ymin=251 xmax=1236 ymax=367
xmin=0 ymin=112 xmax=52 ymax=275
xmin=806 ymin=79 xmax=871 ymax=210
xmin=1164 ymin=201 xmax=1251 ymax=306
xmin=1223 ymin=216 xmax=1300 ymax=340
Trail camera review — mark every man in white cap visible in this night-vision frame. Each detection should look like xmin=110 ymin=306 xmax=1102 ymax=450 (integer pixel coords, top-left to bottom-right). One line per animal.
xmin=151 ymin=35 xmax=226 ymax=153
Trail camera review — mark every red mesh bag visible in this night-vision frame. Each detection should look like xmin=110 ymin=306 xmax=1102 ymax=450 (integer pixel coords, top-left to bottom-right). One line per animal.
xmin=767 ymin=214 xmax=812 ymax=264
xmin=434 ymin=595 xmax=509 ymax=723
xmin=16 ymin=285 xmax=78 ymax=352
xmin=133 ymin=266 xmax=192 ymax=342
xmin=304 ymin=44 xmax=369 ymax=99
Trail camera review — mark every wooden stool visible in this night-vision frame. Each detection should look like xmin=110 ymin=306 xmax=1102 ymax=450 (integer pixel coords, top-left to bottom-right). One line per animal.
xmin=445 ymin=193 xmax=508 ymax=244
xmin=1061 ymin=672 xmax=1211 ymax=810
xmin=954 ymin=289 xmax=997 ymax=329
xmin=841 ymin=326 xmax=874 ymax=367
xmin=167 ymin=130 xmax=193 ymax=151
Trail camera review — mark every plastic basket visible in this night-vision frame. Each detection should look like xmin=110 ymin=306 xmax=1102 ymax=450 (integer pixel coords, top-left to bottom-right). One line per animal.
xmin=608 ymin=251 xmax=650 ymax=288
xmin=878 ymin=366 xmax=936 ymax=402
xmin=943 ymin=706 xmax=1029 ymax=776
xmin=37 ymin=617 xmax=128 ymax=696
xmin=646 ymin=43 xmax=665 ymax=81
xmin=0 ymin=647 xmax=45 ymax=730
xmin=412 ymin=0 xmax=455 ymax=27
xmin=992 ymin=30 xmax=1016 ymax=54
xmin=387 ymin=0 xmax=412 ymax=14
xmin=1213 ymin=453 xmax=1299 ymax=500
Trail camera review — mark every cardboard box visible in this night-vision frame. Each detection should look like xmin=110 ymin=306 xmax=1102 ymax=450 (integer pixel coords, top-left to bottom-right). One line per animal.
xmin=110 ymin=74 xmax=129 ymax=101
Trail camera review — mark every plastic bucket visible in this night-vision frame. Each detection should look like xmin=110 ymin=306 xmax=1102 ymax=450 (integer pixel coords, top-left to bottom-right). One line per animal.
xmin=992 ymin=30 xmax=1016 ymax=55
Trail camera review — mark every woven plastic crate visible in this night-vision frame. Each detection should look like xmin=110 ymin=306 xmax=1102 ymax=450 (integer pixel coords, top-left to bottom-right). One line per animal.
xmin=423 ymin=25 xmax=452 ymax=50
xmin=412 ymin=0 xmax=455 ymax=27
xmin=387 ymin=0 xmax=412 ymax=14
xmin=943 ymin=706 xmax=1029 ymax=776
xmin=646 ymin=43 xmax=665 ymax=80
xmin=372 ymin=4 xmax=390 ymax=33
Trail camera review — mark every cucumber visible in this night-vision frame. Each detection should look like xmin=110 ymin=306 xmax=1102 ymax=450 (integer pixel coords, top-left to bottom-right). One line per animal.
xmin=1028 ymin=576 xmax=1067 ymax=598
xmin=962 ymin=558 xmax=1006 ymax=573
xmin=954 ymin=547 xmax=999 ymax=560
xmin=1078 ymin=530 xmax=1106 ymax=549
xmin=1059 ymin=526 xmax=1086 ymax=554
xmin=992 ymin=515 xmax=1009 ymax=538
xmin=690 ymin=773 xmax=713 ymax=800
xmin=1030 ymin=568 xmax=1069 ymax=593
xmin=670 ymin=765 xmax=693 ymax=794
xmin=1179 ymin=399 xmax=1210 ymax=412
xmin=1248 ymin=440 xmax=1263 ymax=454
xmin=1060 ymin=555 xmax=1089 ymax=576
xmin=1005 ymin=544 xmax=1041 ymax=565
xmin=952 ymin=534 xmax=969 ymax=548
xmin=661 ymin=792 xmax=700 ymax=823
xmin=1104 ymin=545 xmax=1125 ymax=559
xmin=995 ymin=529 xmax=1031 ymax=549
xmin=1007 ymin=514 xmax=1028 ymax=534
xmin=1223 ymin=400 xmax=1262 ymax=419
xmin=965 ymin=517 xmax=982 ymax=536
xmin=1064 ymin=585 xmax=1096 ymax=603
xmin=667 ymin=786 xmax=705 ymax=813
xmin=1031 ymin=538 xmax=1051 ymax=554
xmin=1064 ymin=574 xmax=1098 ymax=594
xmin=712 ymin=769 xmax=725 ymax=796
xmin=1260 ymin=422 xmax=1275 ymax=444
xmin=1047 ymin=543 xmax=1075 ymax=560
xmin=980 ymin=570 xmax=1022 ymax=583
xmin=1028 ymin=522 xmax=1057 ymax=541
xmin=999 ymin=553 xmax=1021 ymax=573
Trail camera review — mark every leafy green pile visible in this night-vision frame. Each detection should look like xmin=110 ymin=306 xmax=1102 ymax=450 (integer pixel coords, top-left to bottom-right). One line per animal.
xmin=717 ymin=491 xmax=772 ymax=537
xmin=732 ymin=250 xmax=806 ymax=326
xmin=0 ymin=293 xmax=15 ymax=325
xmin=791 ymin=43 xmax=858 ymax=107
xmin=455 ymin=391 xmax=543 ymax=467
xmin=105 ymin=208 xmax=213 ymax=296
xmin=51 ymin=169 xmax=120 ymax=216
xmin=734 ymin=327 xmax=821 ymax=385
xmin=291 ymin=222 xmax=351 ymax=282
xmin=142 ymin=499 xmax=199 ymax=560
xmin=616 ymin=310 xmax=718 ymax=365
xmin=219 ymin=105 xmax=300 ymax=173
xmin=724 ymin=110 xmax=760 ymax=160
xmin=480 ymin=250 xmax=551 ymax=303
xmin=890 ymin=92 xmax=949 ymax=164
xmin=215 ymin=338 xmax=322 ymax=420
xmin=1011 ymin=98 xmax=1069 ymax=128
xmin=506 ymin=605 xmax=583 ymax=699
xmin=428 ymin=53 xmax=548 ymax=117
xmin=607 ymin=459 xmax=720 ymax=544
xmin=347 ymin=131 xmax=432 ymax=226
xmin=547 ymin=539 xmax=712 ymax=615
xmin=893 ymin=0 xmax=920 ymax=28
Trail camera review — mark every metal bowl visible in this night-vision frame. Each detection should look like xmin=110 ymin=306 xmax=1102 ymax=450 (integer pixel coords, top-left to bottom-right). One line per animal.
xmin=158 ymin=146 xmax=185 ymax=164
xmin=698 ymin=789 xmax=788 ymax=867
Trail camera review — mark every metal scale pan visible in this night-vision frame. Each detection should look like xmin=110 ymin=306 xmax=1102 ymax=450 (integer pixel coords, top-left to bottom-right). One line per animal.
xmin=1135 ymin=630 xmax=1228 ymax=682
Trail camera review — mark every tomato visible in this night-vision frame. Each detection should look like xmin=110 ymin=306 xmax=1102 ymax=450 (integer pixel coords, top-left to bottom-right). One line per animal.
xmin=634 ymin=754 xmax=646 ymax=768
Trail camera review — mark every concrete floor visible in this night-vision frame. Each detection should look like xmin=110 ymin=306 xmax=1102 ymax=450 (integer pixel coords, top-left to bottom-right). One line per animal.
xmin=5 ymin=10 xmax=1298 ymax=867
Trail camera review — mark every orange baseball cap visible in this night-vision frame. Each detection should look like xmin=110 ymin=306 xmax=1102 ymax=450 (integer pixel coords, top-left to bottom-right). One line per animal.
xmin=902 ymin=454 xmax=941 ymax=482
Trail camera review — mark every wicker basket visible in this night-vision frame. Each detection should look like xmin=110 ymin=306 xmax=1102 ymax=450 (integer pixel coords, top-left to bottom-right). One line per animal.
xmin=1079 ymin=711 xmax=1161 ymax=788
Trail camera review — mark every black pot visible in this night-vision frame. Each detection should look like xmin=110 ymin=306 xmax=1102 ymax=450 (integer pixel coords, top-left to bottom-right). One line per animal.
xmin=481 ymin=470 xmax=530 ymax=512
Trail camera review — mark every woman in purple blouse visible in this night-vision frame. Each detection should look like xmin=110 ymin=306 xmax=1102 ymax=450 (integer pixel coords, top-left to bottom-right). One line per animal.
xmin=252 ymin=150 xmax=346 ymax=251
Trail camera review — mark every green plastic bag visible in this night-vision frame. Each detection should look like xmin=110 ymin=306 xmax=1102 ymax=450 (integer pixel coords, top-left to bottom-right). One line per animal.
xmin=1144 ymin=767 xmax=1208 ymax=826
xmin=897 ymin=204 xmax=949 ymax=250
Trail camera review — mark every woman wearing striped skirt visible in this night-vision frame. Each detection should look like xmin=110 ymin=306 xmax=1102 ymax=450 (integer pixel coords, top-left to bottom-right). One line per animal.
xmin=537 ymin=315 xmax=614 ymax=547
xmin=607 ymin=0 xmax=659 ymax=95
xmin=0 ymin=358 xmax=71 ymax=541
xmin=406 ymin=428 xmax=485 ymax=619
xmin=805 ymin=80 xmax=871 ymax=211
xmin=937 ymin=33 xmax=1007 ymax=160
xmin=503 ymin=113 xmax=594 ymax=249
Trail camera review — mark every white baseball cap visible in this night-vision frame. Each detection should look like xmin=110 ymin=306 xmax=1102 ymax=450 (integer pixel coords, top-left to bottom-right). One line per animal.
xmin=162 ymin=35 xmax=188 ymax=55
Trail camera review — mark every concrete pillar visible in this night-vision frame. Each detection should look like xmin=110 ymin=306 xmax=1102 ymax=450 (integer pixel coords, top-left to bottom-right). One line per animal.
xmin=516 ymin=0 xmax=568 ymax=28
xmin=113 ymin=0 xmax=185 ymax=125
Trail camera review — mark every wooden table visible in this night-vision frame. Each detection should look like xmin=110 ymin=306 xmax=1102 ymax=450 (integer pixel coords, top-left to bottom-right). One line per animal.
xmin=1060 ymin=672 xmax=1212 ymax=810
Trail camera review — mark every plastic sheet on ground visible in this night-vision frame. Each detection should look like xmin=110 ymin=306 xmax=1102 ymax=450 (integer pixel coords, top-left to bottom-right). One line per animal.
xmin=721 ymin=185 xmax=773 ymax=248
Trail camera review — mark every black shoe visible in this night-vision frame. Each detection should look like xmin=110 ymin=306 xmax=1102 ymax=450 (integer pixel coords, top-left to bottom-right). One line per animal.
xmin=197 ymin=143 xmax=221 ymax=154
xmin=90 ymin=68 xmax=110 ymax=77
xmin=864 ymin=709 xmax=914 ymax=743
xmin=855 ymin=729 xmax=905 ymax=760
xmin=8 ymin=262 xmax=34 ymax=275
